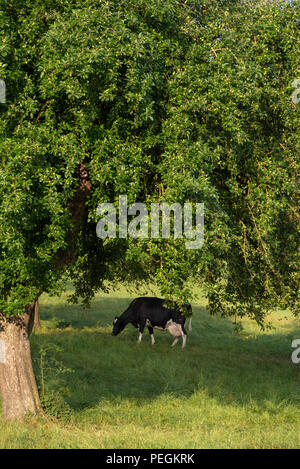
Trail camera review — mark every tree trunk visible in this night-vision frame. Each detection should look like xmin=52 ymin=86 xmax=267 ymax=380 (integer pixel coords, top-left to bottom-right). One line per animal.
xmin=34 ymin=299 xmax=41 ymax=330
xmin=0 ymin=312 xmax=42 ymax=420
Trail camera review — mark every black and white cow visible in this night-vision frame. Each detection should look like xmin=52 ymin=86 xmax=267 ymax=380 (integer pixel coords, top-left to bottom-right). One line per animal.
xmin=112 ymin=297 xmax=192 ymax=348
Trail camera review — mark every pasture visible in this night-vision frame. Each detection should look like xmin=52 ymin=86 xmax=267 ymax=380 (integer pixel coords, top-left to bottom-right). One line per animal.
xmin=0 ymin=284 xmax=299 ymax=449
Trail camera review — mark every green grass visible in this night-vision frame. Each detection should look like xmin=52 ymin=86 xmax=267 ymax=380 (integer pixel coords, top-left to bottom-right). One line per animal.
xmin=1 ymin=284 xmax=300 ymax=449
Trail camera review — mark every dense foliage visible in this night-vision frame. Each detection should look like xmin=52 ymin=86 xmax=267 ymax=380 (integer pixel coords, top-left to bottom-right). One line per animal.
xmin=0 ymin=0 xmax=299 ymax=325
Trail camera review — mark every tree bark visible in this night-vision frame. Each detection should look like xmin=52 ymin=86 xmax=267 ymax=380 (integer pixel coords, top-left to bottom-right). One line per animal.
xmin=33 ymin=299 xmax=41 ymax=330
xmin=0 ymin=311 xmax=42 ymax=420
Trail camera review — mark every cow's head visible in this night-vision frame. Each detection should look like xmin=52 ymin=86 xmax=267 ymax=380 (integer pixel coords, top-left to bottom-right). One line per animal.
xmin=112 ymin=317 xmax=125 ymax=336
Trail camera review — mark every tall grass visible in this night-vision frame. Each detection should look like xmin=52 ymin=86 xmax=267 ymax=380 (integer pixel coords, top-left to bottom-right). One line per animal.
xmin=0 ymin=284 xmax=299 ymax=448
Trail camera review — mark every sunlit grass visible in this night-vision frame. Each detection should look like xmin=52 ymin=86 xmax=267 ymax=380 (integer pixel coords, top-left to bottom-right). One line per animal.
xmin=0 ymin=283 xmax=299 ymax=448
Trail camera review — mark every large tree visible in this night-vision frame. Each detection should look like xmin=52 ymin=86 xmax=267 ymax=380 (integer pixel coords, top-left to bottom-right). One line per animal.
xmin=0 ymin=0 xmax=299 ymax=419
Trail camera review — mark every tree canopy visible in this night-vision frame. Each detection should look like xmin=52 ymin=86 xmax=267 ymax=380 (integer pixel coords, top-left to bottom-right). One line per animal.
xmin=0 ymin=0 xmax=299 ymax=326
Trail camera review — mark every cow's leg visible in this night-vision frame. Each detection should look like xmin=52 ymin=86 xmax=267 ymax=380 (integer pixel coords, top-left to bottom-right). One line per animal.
xmin=174 ymin=323 xmax=187 ymax=348
xmin=138 ymin=320 xmax=146 ymax=343
xmin=171 ymin=337 xmax=179 ymax=347
xmin=181 ymin=324 xmax=187 ymax=348
xmin=167 ymin=321 xmax=181 ymax=347
xmin=148 ymin=327 xmax=155 ymax=345
xmin=188 ymin=317 xmax=192 ymax=332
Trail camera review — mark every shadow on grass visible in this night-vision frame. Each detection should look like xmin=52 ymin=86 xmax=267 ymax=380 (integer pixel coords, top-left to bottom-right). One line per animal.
xmin=31 ymin=296 xmax=300 ymax=414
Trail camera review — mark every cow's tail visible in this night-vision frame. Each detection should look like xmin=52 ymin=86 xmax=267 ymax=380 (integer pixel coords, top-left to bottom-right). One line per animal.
xmin=184 ymin=303 xmax=192 ymax=332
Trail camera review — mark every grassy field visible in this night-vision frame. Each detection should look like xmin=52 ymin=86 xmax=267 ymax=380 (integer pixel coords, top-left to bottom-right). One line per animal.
xmin=0 ymin=284 xmax=300 ymax=449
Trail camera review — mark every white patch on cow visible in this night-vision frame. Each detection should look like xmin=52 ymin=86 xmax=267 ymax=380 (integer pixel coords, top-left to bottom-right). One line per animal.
xmin=166 ymin=320 xmax=181 ymax=337
xmin=138 ymin=332 xmax=143 ymax=343
xmin=168 ymin=323 xmax=187 ymax=348
xmin=145 ymin=317 xmax=188 ymax=347
xmin=146 ymin=318 xmax=163 ymax=331
xmin=0 ymin=339 xmax=6 ymax=363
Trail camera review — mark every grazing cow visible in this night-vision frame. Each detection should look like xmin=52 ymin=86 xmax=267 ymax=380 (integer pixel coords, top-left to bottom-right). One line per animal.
xmin=112 ymin=297 xmax=192 ymax=348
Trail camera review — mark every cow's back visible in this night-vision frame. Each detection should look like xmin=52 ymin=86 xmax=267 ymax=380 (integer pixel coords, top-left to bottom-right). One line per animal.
xmin=130 ymin=297 xmax=165 ymax=315
xmin=130 ymin=297 xmax=176 ymax=328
